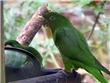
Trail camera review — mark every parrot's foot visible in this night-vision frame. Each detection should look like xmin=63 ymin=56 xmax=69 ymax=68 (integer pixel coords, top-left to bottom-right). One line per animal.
xmin=59 ymin=69 xmax=78 ymax=78
xmin=71 ymin=69 xmax=78 ymax=78
xmin=58 ymin=70 xmax=69 ymax=77
xmin=57 ymin=70 xmax=69 ymax=83
xmin=58 ymin=69 xmax=78 ymax=78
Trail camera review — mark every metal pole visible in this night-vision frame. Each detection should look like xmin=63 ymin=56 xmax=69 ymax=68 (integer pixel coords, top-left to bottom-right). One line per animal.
xmin=0 ymin=1 xmax=5 ymax=83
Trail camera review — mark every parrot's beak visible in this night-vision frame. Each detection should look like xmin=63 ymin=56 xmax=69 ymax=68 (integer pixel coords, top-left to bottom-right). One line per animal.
xmin=43 ymin=18 xmax=50 ymax=28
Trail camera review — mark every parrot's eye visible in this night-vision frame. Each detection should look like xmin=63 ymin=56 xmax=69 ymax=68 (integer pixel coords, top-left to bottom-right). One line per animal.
xmin=49 ymin=16 xmax=56 ymax=21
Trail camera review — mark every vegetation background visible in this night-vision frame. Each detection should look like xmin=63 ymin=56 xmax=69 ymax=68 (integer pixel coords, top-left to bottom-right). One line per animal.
xmin=4 ymin=0 xmax=110 ymax=82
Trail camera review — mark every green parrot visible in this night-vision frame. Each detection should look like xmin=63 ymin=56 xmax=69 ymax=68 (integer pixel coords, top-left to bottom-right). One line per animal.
xmin=43 ymin=12 xmax=110 ymax=83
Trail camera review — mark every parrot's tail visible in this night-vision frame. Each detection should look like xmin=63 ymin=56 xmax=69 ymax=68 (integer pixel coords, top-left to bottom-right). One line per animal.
xmin=85 ymin=66 xmax=108 ymax=83
xmin=96 ymin=60 xmax=110 ymax=76
xmin=99 ymin=64 xmax=110 ymax=75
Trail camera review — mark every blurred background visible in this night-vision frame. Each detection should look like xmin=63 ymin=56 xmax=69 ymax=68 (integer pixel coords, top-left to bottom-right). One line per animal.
xmin=4 ymin=0 xmax=110 ymax=82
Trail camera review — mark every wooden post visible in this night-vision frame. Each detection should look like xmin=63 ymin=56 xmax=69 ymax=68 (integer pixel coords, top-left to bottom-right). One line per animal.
xmin=0 ymin=1 xmax=5 ymax=83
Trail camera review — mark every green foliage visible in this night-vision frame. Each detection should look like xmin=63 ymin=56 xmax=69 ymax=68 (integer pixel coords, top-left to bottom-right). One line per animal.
xmin=84 ymin=1 xmax=106 ymax=13
xmin=4 ymin=0 xmax=42 ymax=40
xmin=72 ymin=0 xmax=92 ymax=7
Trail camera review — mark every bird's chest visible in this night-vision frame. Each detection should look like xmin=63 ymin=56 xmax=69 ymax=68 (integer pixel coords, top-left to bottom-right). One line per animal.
xmin=53 ymin=31 xmax=65 ymax=48
xmin=53 ymin=31 xmax=72 ymax=56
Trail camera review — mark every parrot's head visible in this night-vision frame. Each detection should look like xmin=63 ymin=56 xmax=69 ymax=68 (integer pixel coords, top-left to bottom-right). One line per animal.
xmin=43 ymin=12 xmax=69 ymax=31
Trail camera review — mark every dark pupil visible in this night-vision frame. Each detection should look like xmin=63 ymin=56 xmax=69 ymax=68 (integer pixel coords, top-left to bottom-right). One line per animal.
xmin=49 ymin=16 xmax=55 ymax=21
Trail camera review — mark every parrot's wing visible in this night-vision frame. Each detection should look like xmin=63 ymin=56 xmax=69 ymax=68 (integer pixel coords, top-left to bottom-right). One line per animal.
xmin=54 ymin=27 xmax=95 ymax=66
xmin=55 ymin=27 xmax=110 ymax=75
xmin=70 ymin=28 xmax=110 ymax=75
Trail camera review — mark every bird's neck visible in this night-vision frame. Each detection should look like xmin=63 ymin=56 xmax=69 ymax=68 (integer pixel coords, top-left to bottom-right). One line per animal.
xmin=50 ymin=24 xmax=66 ymax=34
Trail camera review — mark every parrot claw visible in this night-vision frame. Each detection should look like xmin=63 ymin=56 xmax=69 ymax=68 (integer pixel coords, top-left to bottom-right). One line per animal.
xmin=71 ymin=69 xmax=78 ymax=78
xmin=58 ymin=69 xmax=78 ymax=78
xmin=58 ymin=70 xmax=69 ymax=77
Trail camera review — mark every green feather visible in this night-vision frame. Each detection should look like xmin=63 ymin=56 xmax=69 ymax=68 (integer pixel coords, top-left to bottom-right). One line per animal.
xmin=43 ymin=12 xmax=110 ymax=83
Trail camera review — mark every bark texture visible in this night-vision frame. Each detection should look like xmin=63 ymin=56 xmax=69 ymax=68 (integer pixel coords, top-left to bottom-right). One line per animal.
xmin=16 ymin=5 xmax=48 ymax=46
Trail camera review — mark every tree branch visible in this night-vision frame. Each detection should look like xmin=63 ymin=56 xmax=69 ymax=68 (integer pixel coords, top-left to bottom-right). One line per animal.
xmin=9 ymin=71 xmax=82 ymax=83
xmin=87 ymin=12 xmax=101 ymax=40
xmin=88 ymin=1 xmax=106 ymax=40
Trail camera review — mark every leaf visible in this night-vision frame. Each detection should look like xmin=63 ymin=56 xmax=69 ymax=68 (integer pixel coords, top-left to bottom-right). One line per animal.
xmin=84 ymin=1 xmax=106 ymax=13
xmin=72 ymin=0 xmax=92 ymax=7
